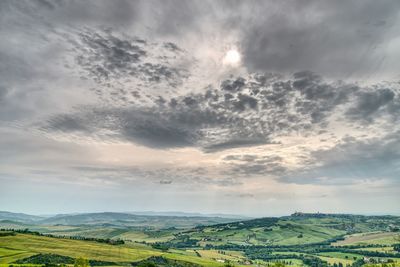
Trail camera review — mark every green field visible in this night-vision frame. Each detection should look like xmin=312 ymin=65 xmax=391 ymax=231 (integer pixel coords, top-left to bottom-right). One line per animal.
xmin=0 ymin=233 xmax=159 ymax=264
xmin=0 ymin=233 xmax=247 ymax=267
xmin=333 ymin=232 xmax=400 ymax=246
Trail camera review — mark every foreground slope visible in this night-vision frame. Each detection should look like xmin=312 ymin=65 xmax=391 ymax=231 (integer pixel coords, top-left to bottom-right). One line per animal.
xmin=0 ymin=232 xmax=232 ymax=267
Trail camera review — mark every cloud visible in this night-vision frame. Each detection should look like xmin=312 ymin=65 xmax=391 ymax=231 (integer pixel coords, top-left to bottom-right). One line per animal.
xmin=41 ymin=62 xmax=399 ymax=152
xmin=0 ymin=86 xmax=8 ymax=102
xmin=72 ymin=30 xmax=189 ymax=89
xmin=1 ymin=0 xmax=400 ymax=215
xmin=239 ymin=0 xmax=400 ymax=79
xmin=226 ymin=192 xmax=255 ymax=198
xmin=281 ymin=132 xmax=400 ymax=185
xmin=222 ymin=154 xmax=286 ymax=177
xmin=204 ymin=138 xmax=270 ymax=153
xmin=346 ymin=88 xmax=396 ymax=122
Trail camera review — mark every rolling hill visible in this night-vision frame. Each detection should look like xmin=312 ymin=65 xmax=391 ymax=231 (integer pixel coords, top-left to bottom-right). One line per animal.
xmin=165 ymin=213 xmax=400 ymax=247
xmin=0 ymin=211 xmax=44 ymax=223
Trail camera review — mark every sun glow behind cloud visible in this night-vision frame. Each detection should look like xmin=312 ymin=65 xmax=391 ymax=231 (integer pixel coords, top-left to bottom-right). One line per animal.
xmin=223 ymin=48 xmax=241 ymax=66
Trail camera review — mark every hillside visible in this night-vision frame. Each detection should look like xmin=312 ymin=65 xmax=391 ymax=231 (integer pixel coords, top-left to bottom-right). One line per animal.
xmin=0 ymin=211 xmax=243 ymax=244
xmin=38 ymin=212 xmax=238 ymax=228
xmin=165 ymin=213 xmax=400 ymax=247
xmin=0 ymin=232 xmax=231 ymax=266
xmin=0 ymin=211 xmax=44 ymax=223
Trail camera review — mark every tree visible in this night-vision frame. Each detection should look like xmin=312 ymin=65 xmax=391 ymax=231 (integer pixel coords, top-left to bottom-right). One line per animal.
xmin=273 ymin=262 xmax=286 ymax=267
xmin=74 ymin=257 xmax=89 ymax=267
xmin=137 ymin=263 xmax=156 ymax=267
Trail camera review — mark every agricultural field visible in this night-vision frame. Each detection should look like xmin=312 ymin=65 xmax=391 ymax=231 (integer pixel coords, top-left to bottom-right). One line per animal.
xmin=0 ymin=232 xmax=233 ymax=267
xmin=333 ymin=232 xmax=400 ymax=246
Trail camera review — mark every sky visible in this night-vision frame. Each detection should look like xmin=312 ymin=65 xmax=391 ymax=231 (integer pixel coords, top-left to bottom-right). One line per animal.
xmin=0 ymin=0 xmax=399 ymax=217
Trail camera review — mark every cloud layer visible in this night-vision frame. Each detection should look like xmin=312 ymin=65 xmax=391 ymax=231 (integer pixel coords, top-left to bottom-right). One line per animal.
xmin=1 ymin=0 xmax=399 ymax=215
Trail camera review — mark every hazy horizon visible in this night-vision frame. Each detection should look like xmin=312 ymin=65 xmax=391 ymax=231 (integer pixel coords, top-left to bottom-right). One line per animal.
xmin=2 ymin=209 xmax=400 ymax=219
xmin=1 ymin=0 xmax=399 ymax=216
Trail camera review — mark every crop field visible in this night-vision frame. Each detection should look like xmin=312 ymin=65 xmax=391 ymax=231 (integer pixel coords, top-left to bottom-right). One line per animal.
xmin=317 ymin=255 xmax=354 ymax=265
xmin=0 ymin=233 xmax=159 ymax=264
xmin=358 ymin=247 xmax=395 ymax=253
xmin=333 ymin=232 xmax=400 ymax=246
xmin=186 ymin=220 xmax=347 ymax=247
xmin=0 ymin=233 xmax=245 ymax=267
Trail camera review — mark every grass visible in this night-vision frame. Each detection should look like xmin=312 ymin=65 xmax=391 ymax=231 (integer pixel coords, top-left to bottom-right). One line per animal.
xmin=333 ymin=232 xmax=400 ymax=246
xmin=317 ymin=255 xmax=354 ymax=265
xmin=357 ymin=247 xmax=395 ymax=252
xmin=317 ymin=251 xmax=363 ymax=260
xmin=0 ymin=233 xmax=252 ymax=267
xmin=0 ymin=265 xmax=42 ymax=267
xmin=194 ymin=249 xmax=244 ymax=262
xmin=0 ymin=233 xmax=159 ymax=264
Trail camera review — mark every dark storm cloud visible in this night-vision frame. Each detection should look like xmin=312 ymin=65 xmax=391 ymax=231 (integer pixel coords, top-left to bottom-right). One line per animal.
xmin=221 ymin=77 xmax=246 ymax=92
xmin=0 ymin=86 xmax=8 ymax=102
xmin=42 ymin=69 xmax=399 ymax=151
xmin=281 ymin=132 xmax=400 ymax=185
xmin=2 ymin=0 xmax=400 ymax=82
xmin=346 ymin=88 xmax=396 ymax=122
xmin=46 ymin=114 xmax=89 ymax=133
xmin=0 ymin=0 xmax=139 ymax=27
xmin=222 ymin=154 xmax=286 ymax=176
xmin=204 ymin=138 xmax=269 ymax=153
xmin=73 ymin=30 xmax=188 ymax=87
xmin=76 ymin=31 xmax=146 ymax=80
xmin=239 ymin=0 xmax=400 ymax=78
xmin=292 ymin=71 xmax=359 ymax=123
xmin=119 ymin=109 xmax=197 ymax=148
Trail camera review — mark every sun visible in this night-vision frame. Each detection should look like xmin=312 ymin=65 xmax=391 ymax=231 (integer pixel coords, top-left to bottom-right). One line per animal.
xmin=223 ymin=48 xmax=241 ymax=66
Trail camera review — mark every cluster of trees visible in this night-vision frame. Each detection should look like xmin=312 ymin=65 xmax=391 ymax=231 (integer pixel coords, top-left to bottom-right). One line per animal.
xmin=241 ymin=243 xmax=400 ymax=267
xmin=202 ymin=235 xmax=347 ymax=251
xmin=301 ymin=256 xmax=329 ymax=267
xmin=131 ymin=256 xmax=200 ymax=267
xmin=332 ymin=262 xmax=346 ymax=267
xmin=213 ymin=241 xmax=400 ymax=258
xmin=194 ymin=217 xmax=279 ymax=231
xmin=339 ymin=244 xmax=391 ymax=249
xmin=193 ymin=250 xmax=201 ymax=257
xmin=242 ymin=251 xmax=330 ymax=267
xmin=0 ymin=228 xmax=124 ymax=245
xmin=363 ymin=263 xmax=399 ymax=267
xmin=15 ymin=253 xmax=75 ymax=265
xmin=0 ymin=231 xmax=16 ymax=236
xmin=314 ymin=248 xmax=400 ymax=258
xmin=14 ymin=253 xmax=115 ymax=267
xmin=154 ymin=235 xmax=198 ymax=249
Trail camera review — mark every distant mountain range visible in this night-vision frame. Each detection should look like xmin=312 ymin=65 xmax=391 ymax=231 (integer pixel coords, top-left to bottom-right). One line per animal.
xmin=0 ymin=210 xmax=247 ymax=229
xmin=0 ymin=211 xmax=44 ymax=223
